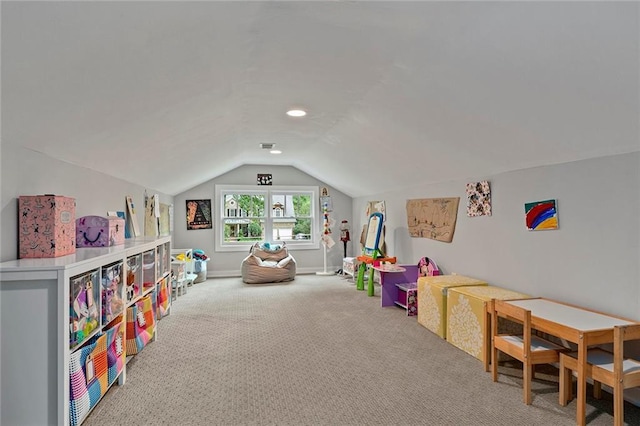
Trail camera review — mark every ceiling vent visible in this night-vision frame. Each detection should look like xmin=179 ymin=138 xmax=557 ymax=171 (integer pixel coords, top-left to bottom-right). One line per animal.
xmin=260 ymin=143 xmax=275 ymax=150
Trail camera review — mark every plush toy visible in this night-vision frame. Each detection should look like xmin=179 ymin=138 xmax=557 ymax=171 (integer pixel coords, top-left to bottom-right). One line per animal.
xmin=103 ymin=288 xmax=114 ymax=322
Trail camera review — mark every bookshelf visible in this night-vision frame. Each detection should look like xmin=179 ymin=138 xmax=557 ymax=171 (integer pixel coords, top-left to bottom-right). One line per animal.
xmin=0 ymin=236 xmax=171 ymax=426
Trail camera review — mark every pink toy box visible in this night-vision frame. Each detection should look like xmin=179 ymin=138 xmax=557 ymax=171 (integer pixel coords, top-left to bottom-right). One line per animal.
xmin=76 ymin=216 xmax=125 ymax=248
xmin=18 ymin=194 xmax=76 ymax=258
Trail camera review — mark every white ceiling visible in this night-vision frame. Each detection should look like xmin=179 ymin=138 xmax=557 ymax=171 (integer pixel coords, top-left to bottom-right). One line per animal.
xmin=2 ymin=1 xmax=638 ymax=197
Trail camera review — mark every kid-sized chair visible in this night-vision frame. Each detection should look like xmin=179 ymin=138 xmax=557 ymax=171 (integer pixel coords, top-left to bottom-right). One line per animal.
xmin=491 ymin=299 xmax=568 ymax=405
xmin=559 ymin=324 xmax=640 ymax=426
xmin=356 ymin=212 xmax=396 ymax=296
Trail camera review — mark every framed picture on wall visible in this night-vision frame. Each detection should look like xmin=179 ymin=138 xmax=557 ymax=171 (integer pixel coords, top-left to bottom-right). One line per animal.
xmin=186 ymin=199 xmax=213 ymax=230
xmin=257 ymin=174 xmax=273 ymax=185
xmin=524 ymin=199 xmax=558 ymax=231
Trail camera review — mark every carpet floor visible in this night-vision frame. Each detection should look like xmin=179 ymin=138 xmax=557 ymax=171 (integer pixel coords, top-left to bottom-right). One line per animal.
xmin=84 ymin=274 xmax=640 ymax=425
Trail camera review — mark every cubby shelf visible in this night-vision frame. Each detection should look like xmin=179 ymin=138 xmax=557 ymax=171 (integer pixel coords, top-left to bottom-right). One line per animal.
xmin=0 ymin=236 xmax=171 ymax=426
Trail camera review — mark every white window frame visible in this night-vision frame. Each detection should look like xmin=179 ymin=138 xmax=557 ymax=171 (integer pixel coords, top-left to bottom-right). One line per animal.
xmin=215 ymin=185 xmax=320 ymax=252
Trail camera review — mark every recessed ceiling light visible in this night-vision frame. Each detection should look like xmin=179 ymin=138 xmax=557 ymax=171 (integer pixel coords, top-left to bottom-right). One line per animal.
xmin=286 ymin=109 xmax=306 ymax=117
xmin=270 ymin=150 xmax=282 ymax=154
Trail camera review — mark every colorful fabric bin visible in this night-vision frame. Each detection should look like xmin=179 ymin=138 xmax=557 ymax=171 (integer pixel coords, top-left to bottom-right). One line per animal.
xmin=417 ymin=275 xmax=488 ymax=339
xmin=446 ymin=285 xmax=532 ymax=366
xmin=157 ymin=276 xmax=170 ymax=318
xmin=68 ymin=333 xmax=108 ymax=426
xmin=126 ymin=295 xmax=156 ymax=356
xmin=104 ymin=316 xmax=125 ymax=386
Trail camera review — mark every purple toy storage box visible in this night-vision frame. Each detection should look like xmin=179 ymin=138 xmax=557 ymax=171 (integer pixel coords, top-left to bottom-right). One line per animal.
xmin=18 ymin=194 xmax=76 ymax=258
xmin=76 ymin=216 xmax=125 ymax=248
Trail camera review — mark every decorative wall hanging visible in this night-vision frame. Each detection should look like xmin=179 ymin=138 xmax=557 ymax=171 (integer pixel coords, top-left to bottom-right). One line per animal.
xmin=144 ymin=193 xmax=160 ymax=237
xmin=466 ymin=181 xmax=492 ymax=217
xmin=257 ymin=174 xmax=272 ymax=185
xmin=186 ymin=199 xmax=212 ymax=230
xmin=159 ymin=203 xmax=171 ymax=236
xmin=525 ymin=199 xmax=558 ymax=230
xmin=406 ymin=197 xmax=460 ymax=243
xmin=125 ymin=196 xmax=141 ymax=237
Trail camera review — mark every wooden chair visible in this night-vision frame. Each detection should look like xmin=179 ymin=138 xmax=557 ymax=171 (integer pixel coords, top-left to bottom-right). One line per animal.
xmin=559 ymin=324 xmax=640 ymax=426
xmin=491 ymin=299 xmax=568 ymax=405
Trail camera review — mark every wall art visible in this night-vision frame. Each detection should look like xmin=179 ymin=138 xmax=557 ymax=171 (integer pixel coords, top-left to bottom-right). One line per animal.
xmin=406 ymin=197 xmax=460 ymax=243
xmin=525 ymin=199 xmax=558 ymax=230
xmin=466 ymin=181 xmax=492 ymax=217
xmin=186 ymin=199 xmax=213 ymax=230
xmin=257 ymin=174 xmax=272 ymax=185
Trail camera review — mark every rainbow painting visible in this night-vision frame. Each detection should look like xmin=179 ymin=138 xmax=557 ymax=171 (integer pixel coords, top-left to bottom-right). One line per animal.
xmin=525 ymin=199 xmax=558 ymax=231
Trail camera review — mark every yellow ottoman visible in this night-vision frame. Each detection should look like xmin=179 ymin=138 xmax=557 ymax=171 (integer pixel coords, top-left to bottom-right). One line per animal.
xmin=417 ymin=275 xmax=488 ymax=339
xmin=446 ymin=285 xmax=531 ymax=370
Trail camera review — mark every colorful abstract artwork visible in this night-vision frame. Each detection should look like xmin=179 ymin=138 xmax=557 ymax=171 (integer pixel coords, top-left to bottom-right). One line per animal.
xmin=466 ymin=181 xmax=492 ymax=217
xmin=525 ymin=199 xmax=558 ymax=231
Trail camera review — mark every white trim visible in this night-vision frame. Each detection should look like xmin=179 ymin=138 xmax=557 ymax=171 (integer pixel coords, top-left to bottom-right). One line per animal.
xmin=215 ymin=185 xmax=320 ymax=252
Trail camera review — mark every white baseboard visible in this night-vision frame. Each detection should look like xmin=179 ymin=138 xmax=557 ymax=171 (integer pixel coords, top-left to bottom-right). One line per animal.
xmin=206 ymin=266 xmax=342 ymax=278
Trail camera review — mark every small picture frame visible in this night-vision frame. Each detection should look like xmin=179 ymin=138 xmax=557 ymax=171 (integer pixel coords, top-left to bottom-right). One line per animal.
xmin=257 ymin=174 xmax=272 ymax=185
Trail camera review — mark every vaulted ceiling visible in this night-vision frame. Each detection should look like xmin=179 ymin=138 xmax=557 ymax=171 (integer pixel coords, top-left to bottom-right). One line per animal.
xmin=2 ymin=2 xmax=638 ymax=197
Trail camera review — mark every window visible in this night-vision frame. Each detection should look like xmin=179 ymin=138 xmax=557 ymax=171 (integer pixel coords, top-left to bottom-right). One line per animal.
xmin=215 ymin=185 xmax=319 ymax=251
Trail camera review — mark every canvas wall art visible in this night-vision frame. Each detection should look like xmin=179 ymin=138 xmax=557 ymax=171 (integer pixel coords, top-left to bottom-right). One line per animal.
xmin=186 ymin=199 xmax=213 ymax=230
xmin=144 ymin=193 xmax=159 ymax=237
xmin=406 ymin=197 xmax=460 ymax=243
xmin=159 ymin=203 xmax=171 ymax=236
xmin=466 ymin=181 xmax=492 ymax=217
xmin=525 ymin=199 xmax=558 ymax=230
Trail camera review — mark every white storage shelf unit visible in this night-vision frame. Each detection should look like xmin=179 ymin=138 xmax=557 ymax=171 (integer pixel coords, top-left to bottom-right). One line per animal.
xmin=0 ymin=236 xmax=171 ymax=426
xmin=171 ymin=248 xmax=198 ymax=286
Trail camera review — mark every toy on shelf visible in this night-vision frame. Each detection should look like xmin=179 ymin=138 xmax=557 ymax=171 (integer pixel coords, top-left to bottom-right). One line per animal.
xmin=142 ymin=249 xmax=156 ymax=290
xmin=126 ymin=254 xmax=141 ymax=303
xmin=69 ymin=270 xmax=100 ymax=348
xmin=101 ymin=262 xmax=124 ymax=324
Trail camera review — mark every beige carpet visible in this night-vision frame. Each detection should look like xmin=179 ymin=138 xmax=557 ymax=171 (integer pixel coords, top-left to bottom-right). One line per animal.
xmin=84 ymin=275 xmax=640 ymax=425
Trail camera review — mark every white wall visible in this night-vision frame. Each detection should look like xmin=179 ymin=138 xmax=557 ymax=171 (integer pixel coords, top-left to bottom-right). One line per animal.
xmin=0 ymin=145 xmax=173 ymax=262
xmin=353 ymin=153 xmax=640 ymax=320
xmin=3 ymin=145 xmax=637 ymax=321
xmin=172 ymin=164 xmax=353 ymax=276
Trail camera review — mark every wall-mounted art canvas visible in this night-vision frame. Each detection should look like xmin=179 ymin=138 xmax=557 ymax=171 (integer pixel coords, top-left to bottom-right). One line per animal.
xmin=466 ymin=181 xmax=492 ymax=217
xmin=406 ymin=197 xmax=460 ymax=243
xmin=144 ymin=193 xmax=159 ymax=237
xmin=525 ymin=199 xmax=558 ymax=231
xmin=257 ymin=174 xmax=272 ymax=185
xmin=186 ymin=199 xmax=212 ymax=230
xmin=159 ymin=203 xmax=171 ymax=236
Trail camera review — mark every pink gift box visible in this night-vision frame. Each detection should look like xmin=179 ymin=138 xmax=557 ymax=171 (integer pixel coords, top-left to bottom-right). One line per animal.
xmin=18 ymin=195 xmax=76 ymax=258
xmin=76 ymin=216 xmax=125 ymax=248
